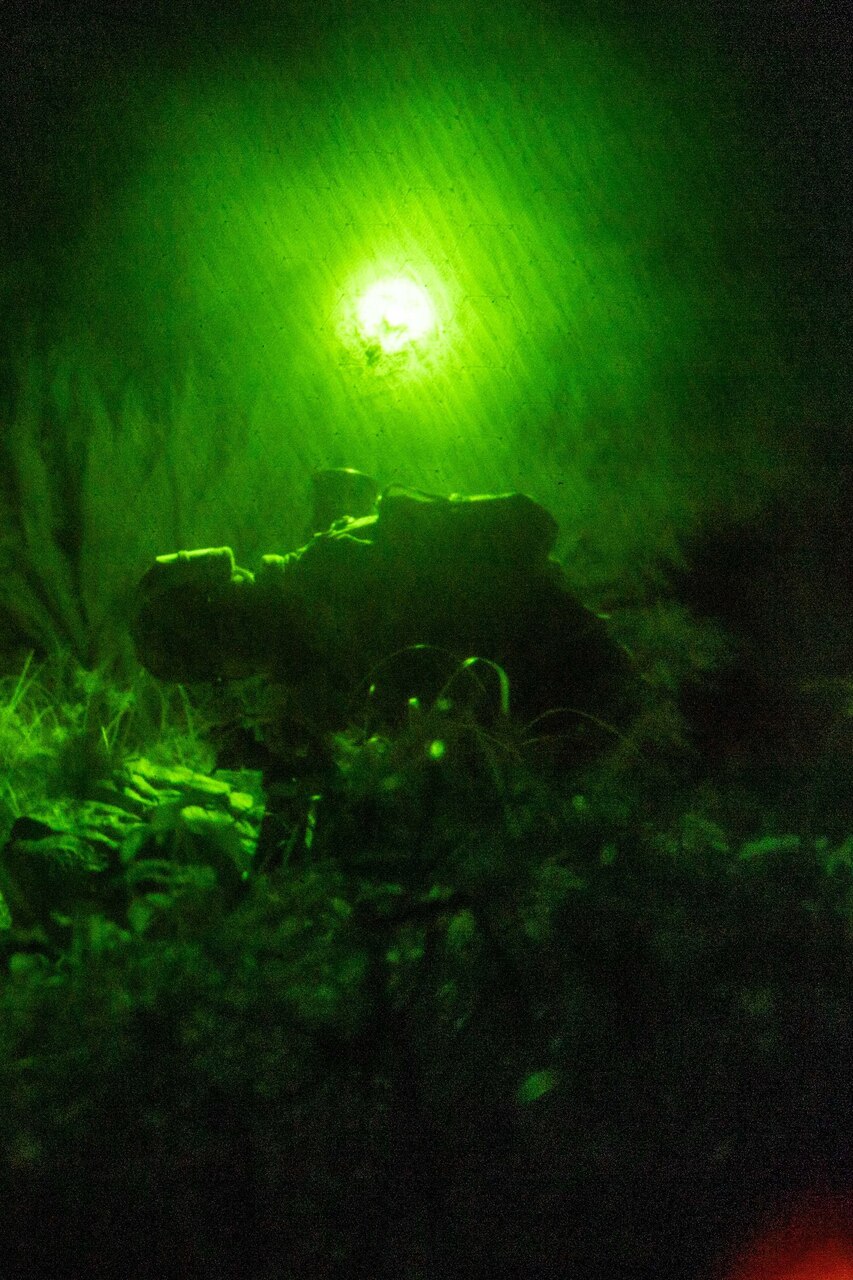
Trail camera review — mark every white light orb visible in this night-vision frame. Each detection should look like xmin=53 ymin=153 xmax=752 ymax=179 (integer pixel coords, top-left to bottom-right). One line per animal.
xmin=355 ymin=276 xmax=436 ymax=355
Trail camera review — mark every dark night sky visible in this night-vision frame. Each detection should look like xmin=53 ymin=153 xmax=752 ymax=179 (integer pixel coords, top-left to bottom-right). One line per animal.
xmin=1 ymin=2 xmax=846 ymax=255
xmin=0 ymin=0 xmax=848 ymax=466
xmin=1 ymin=0 xmax=846 ymax=376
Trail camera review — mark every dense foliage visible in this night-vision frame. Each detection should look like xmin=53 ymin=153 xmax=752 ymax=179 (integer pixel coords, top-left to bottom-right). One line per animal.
xmin=0 ymin=651 xmax=850 ymax=1279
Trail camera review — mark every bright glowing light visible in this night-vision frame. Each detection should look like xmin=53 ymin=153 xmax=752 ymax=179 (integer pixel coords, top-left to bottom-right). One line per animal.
xmin=355 ymin=276 xmax=436 ymax=355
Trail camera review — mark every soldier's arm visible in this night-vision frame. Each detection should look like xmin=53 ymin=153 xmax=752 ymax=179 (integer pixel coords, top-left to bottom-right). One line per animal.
xmin=130 ymin=547 xmax=262 ymax=682
xmin=130 ymin=528 xmax=377 ymax=687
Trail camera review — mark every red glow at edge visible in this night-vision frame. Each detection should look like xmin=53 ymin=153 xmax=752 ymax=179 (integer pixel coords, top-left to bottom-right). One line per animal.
xmin=724 ymin=1194 xmax=853 ymax=1280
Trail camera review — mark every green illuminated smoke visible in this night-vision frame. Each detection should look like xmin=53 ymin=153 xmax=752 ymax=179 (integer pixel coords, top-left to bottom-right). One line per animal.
xmin=57 ymin=0 xmax=788 ymax=581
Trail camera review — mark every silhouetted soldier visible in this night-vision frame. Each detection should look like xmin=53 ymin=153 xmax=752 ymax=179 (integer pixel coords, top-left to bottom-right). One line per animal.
xmin=130 ymin=469 xmax=644 ymax=757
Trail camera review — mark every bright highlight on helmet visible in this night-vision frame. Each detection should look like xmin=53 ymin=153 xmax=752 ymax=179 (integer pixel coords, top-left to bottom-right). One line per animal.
xmin=355 ymin=277 xmax=436 ymax=354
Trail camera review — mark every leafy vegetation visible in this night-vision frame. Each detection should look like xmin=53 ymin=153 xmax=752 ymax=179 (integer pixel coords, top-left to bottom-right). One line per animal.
xmin=0 ymin=638 xmax=850 ymax=1279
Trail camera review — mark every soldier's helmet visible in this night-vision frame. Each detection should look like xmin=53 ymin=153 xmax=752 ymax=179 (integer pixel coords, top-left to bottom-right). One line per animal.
xmin=306 ymin=468 xmax=379 ymax=538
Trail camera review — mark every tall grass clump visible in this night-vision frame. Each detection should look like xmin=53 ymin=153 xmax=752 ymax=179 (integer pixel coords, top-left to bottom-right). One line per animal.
xmin=0 ymin=343 xmax=308 ymax=680
xmin=0 ymin=649 xmax=216 ymax=841
xmin=0 ymin=653 xmax=64 ymax=828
